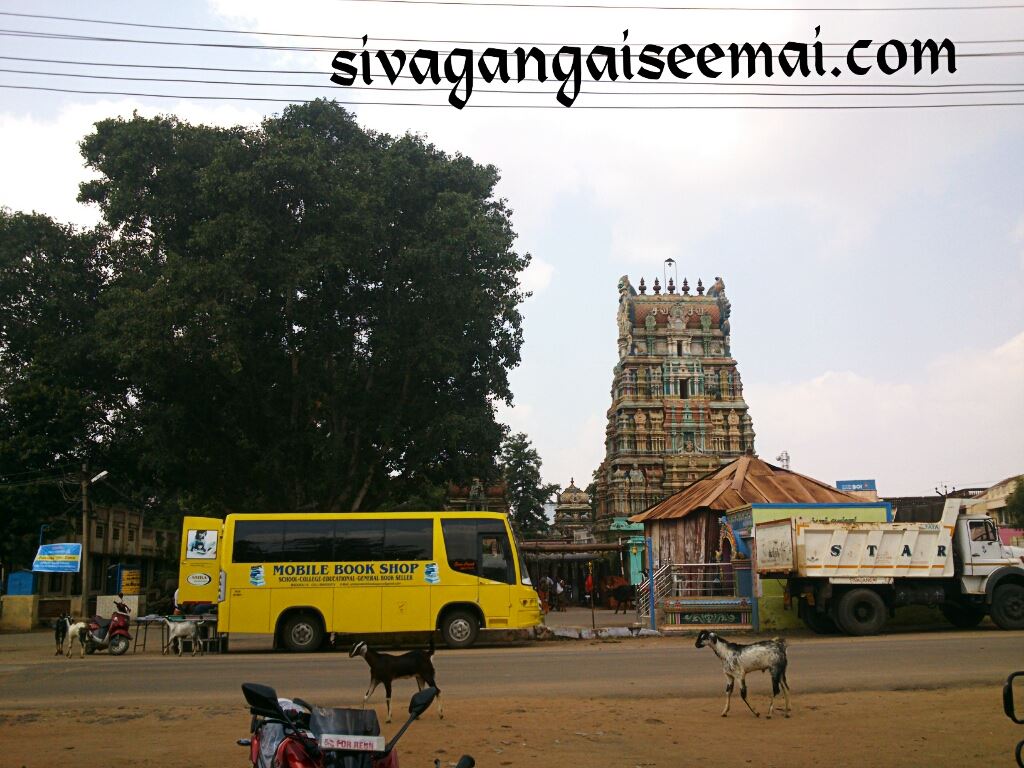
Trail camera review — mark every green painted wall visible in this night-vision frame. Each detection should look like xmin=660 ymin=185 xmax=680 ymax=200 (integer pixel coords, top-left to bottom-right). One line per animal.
xmin=747 ymin=504 xmax=890 ymax=631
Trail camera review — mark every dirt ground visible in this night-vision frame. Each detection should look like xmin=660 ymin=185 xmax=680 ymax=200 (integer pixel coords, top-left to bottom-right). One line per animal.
xmin=3 ymin=625 xmax=1022 ymax=768
xmin=3 ymin=684 xmax=1020 ymax=767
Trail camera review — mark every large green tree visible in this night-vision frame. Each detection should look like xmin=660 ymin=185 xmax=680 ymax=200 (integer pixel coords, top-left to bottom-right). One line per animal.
xmin=500 ymin=432 xmax=559 ymax=537
xmin=1005 ymin=479 xmax=1024 ymax=529
xmin=1 ymin=100 xmax=530 ymax=567
xmin=0 ymin=211 xmax=120 ymax=569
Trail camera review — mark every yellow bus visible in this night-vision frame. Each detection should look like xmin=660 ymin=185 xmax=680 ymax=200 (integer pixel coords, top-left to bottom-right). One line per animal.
xmin=177 ymin=511 xmax=541 ymax=651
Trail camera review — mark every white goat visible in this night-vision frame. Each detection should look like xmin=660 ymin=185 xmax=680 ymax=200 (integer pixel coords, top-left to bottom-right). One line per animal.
xmin=64 ymin=621 xmax=90 ymax=658
xmin=163 ymin=618 xmax=206 ymax=657
xmin=695 ymin=630 xmax=791 ymax=719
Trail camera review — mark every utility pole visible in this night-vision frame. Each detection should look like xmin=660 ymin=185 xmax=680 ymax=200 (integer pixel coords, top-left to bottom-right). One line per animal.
xmin=80 ymin=463 xmax=89 ymax=617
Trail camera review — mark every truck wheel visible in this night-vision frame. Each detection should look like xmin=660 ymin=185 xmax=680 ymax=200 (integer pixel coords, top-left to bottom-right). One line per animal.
xmin=282 ymin=614 xmax=324 ymax=652
xmin=991 ymin=584 xmax=1024 ymax=631
xmin=940 ymin=600 xmax=985 ymax=629
xmin=441 ymin=610 xmax=479 ymax=649
xmin=109 ymin=635 xmax=130 ymax=656
xmin=800 ymin=598 xmax=839 ymax=634
xmin=836 ymin=589 xmax=887 ymax=636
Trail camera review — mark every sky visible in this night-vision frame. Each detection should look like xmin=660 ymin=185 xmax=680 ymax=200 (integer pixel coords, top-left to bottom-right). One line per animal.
xmin=1 ymin=1 xmax=1022 ymax=498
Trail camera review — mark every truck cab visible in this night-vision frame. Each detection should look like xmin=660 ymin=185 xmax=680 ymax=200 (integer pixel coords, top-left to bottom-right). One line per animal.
xmin=955 ymin=511 xmax=1024 ymax=594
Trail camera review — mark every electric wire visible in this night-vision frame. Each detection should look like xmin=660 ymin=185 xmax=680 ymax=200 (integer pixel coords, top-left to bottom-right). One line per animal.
xmin=6 ymin=66 xmax=1024 ymax=97
xmin=4 ymin=82 xmax=1024 ymax=108
xmin=0 ymin=11 xmax=1019 ymax=48
xmin=1 ymin=29 xmax=1021 ymax=60
xmin=331 ymin=0 xmax=1024 ymax=10
xmin=3 ymin=55 xmax=1020 ymax=89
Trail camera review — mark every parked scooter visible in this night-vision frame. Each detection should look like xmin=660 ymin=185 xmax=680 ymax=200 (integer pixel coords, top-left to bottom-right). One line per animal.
xmin=82 ymin=594 xmax=132 ymax=656
xmin=238 ymin=682 xmax=474 ymax=768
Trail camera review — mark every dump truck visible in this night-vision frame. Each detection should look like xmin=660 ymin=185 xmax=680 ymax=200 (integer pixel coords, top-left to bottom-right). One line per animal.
xmin=755 ymin=499 xmax=1024 ymax=635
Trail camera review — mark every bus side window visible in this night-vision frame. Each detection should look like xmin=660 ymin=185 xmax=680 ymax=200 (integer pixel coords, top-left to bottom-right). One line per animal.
xmin=441 ymin=519 xmax=478 ymax=574
xmin=233 ymin=520 xmax=285 ymax=563
xmin=479 ymin=534 xmax=513 ymax=585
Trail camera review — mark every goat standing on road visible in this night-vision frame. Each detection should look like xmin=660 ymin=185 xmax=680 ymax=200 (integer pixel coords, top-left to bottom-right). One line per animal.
xmin=695 ymin=630 xmax=791 ymax=719
xmin=350 ymin=636 xmax=443 ymax=723
xmin=54 ymin=613 xmax=72 ymax=656
xmin=163 ymin=617 xmax=206 ymax=657
xmin=64 ymin=620 xmax=90 ymax=658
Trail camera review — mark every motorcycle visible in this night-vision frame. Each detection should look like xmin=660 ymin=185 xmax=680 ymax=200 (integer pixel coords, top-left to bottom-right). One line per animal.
xmin=238 ymin=682 xmax=474 ymax=768
xmin=1005 ymin=671 xmax=1024 ymax=768
xmin=82 ymin=596 xmax=132 ymax=656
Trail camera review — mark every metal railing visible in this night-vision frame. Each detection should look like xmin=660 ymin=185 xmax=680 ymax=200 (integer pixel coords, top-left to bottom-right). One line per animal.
xmin=636 ymin=562 xmax=671 ymax=619
xmin=638 ymin=562 xmax=737 ymax=618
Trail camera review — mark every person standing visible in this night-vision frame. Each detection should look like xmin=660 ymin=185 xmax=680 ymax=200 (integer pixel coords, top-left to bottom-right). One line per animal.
xmin=538 ymin=576 xmax=551 ymax=614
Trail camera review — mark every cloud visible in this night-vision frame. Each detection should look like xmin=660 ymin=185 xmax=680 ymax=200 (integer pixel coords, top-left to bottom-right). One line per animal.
xmin=200 ymin=0 xmax=1022 ymax=264
xmin=746 ymin=331 xmax=1024 ymax=496
xmin=520 ymin=256 xmax=555 ymax=297
xmin=1014 ymin=214 xmax=1024 ymax=270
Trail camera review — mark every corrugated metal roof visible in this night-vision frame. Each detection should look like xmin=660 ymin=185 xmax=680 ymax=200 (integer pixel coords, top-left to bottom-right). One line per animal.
xmin=628 ymin=455 xmax=861 ymax=522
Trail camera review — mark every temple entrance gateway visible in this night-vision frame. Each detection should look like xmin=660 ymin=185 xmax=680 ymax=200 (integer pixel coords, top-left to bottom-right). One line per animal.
xmin=519 ymin=542 xmax=628 ymax=608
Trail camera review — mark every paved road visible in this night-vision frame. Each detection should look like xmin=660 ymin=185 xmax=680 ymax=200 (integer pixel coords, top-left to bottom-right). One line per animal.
xmin=3 ymin=629 xmax=1022 ymax=708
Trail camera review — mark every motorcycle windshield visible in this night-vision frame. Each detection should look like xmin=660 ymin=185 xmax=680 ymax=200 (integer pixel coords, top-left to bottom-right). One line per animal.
xmin=257 ymin=723 xmax=285 ymax=768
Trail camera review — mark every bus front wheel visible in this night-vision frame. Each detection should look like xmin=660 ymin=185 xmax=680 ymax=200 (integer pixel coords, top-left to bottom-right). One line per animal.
xmin=282 ymin=613 xmax=324 ymax=652
xmin=441 ymin=610 xmax=479 ymax=649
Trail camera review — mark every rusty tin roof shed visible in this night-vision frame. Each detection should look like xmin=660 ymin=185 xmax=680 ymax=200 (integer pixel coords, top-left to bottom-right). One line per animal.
xmin=629 ymin=455 xmax=860 ymax=523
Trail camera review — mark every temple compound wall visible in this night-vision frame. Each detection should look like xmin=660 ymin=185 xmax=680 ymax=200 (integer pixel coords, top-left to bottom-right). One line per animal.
xmin=594 ymin=268 xmax=756 ymax=535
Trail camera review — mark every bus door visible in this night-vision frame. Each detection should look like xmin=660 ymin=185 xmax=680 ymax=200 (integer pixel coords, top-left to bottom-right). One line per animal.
xmin=379 ymin=519 xmax=434 ymax=632
xmin=179 ymin=516 xmax=223 ymax=605
xmin=477 ymin=531 xmax=513 ymax=626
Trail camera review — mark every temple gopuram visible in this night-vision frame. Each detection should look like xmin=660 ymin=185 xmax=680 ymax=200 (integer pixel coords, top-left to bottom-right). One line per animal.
xmin=593 ymin=261 xmax=756 ymax=537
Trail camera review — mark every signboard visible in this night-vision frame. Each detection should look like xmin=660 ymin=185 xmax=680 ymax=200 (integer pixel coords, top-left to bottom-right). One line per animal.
xmin=119 ymin=567 xmax=142 ymax=595
xmin=250 ymin=561 xmax=437 ymax=588
xmin=836 ymin=479 xmax=877 ymax=492
xmin=750 ymin=503 xmax=890 ymax=526
xmin=32 ymin=543 xmax=82 ymax=573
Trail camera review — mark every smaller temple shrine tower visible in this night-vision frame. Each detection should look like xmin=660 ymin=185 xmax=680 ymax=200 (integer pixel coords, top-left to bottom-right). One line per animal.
xmin=594 ymin=262 xmax=756 ymax=535
xmin=551 ymin=479 xmax=594 ymax=542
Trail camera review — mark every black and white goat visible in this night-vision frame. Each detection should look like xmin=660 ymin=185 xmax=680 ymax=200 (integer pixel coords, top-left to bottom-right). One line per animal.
xmin=53 ymin=613 xmax=72 ymax=656
xmin=695 ymin=630 xmax=791 ymax=719
xmin=349 ymin=636 xmax=442 ymax=723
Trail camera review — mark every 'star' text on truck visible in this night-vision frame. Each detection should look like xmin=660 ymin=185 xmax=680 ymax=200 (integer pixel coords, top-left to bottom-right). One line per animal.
xmin=756 ymin=499 xmax=1024 ymax=635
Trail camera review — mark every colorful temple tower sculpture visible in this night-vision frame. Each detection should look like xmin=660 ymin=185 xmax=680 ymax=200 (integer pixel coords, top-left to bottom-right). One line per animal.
xmin=552 ymin=479 xmax=594 ymax=542
xmin=594 ymin=264 xmax=756 ymax=535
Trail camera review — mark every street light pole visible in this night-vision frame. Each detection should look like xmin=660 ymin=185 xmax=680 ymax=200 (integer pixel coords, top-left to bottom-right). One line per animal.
xmin=589 ymin=560 xmax=596 ymax=630
xmin=80 ymin=463 xmax=89 ymax=617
